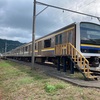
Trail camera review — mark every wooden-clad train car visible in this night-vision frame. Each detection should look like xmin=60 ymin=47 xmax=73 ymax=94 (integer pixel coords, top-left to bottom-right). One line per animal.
xmin=35 ymin=23 xmax=76 ymax=63
xmin=4 ymin=21 xmax=100 ymax=80
xmin=5 ymin=42 xmax=32 ymax=61
xmin=5 ymin=21 xmax=100 ymax=68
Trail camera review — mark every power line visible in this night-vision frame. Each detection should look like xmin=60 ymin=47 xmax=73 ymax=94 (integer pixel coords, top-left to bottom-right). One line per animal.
xmin=76 ymin=0 xmax=99 ymax=22
xmin=35 ymin=1 xmax=100 ymax=39
xmin=36 ymin=1 xmax=100 ymax=20
xmin=78 ymin=0 xmax=97 ymax=10
xmin=83 ymin=0 xmax=96 ymax=6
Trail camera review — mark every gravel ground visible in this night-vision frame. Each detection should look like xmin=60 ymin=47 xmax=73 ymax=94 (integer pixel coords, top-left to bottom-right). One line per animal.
xmin=8 ymin=59 xmax=100 ymax=88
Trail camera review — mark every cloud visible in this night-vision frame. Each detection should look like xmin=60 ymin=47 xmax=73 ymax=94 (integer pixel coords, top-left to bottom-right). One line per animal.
xmin=0 ymin=0 xmax=33 ymax=30
xmin=35 ymin=0 xmax=100 ymax=38
xmin=0 ymin=0 xmax=33 ymax=43
xmin=0 ymin=27 xmax=31 ymax=42
xmin=0 ymin=0 xmax=100 ymax=43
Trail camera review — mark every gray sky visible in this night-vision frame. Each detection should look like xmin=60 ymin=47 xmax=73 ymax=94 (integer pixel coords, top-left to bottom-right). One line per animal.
xmin=0 ymin=0 xmax=100 ymax=43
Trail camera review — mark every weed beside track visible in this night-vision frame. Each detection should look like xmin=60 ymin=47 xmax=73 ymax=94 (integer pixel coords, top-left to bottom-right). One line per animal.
xmin=0 ymin=60 xmax=100 ymax=100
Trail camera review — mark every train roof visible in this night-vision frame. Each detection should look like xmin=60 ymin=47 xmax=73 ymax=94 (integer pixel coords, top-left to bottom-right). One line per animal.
xmin=10 ymin=22 xmax=76 ymax=50
xmin=17 ymin=21 xmax=100 ymax=47
xmin=35 ymin=22 xmax=76 ymax=41
xmin=35 ymin=21 xmax=100 ymax=42
xmin=6 ymin=21 xmax=100 ymax=52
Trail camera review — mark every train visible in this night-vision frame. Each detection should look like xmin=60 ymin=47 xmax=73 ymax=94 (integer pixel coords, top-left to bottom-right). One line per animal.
xmin=4 ymin=21 xmax=100 ymax=68
xmin=3 ymin=21 xmax=100 ymax=80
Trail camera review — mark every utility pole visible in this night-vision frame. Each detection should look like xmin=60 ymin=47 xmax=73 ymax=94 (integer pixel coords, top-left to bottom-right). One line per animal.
xmin=5 ymin=42 xmax=7 ymax=53
xmin=32 ymin=0 xmax=36 ymax=69
xmin=5 ymin=42 xmax=7 ymax=59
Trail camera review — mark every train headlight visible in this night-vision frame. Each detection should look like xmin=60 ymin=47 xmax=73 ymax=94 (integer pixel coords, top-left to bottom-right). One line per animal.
xmin=81 ymin=49 xmax=89 ymax=53
xmin=94 ymin=57 xmax=99 ymax=62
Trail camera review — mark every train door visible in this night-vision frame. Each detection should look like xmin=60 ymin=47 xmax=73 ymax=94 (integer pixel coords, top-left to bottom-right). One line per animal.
xmin=68 ymin=31 xmax=73 ymax=44
xmin=55 ymin=34 xmax=62 ymax=45
xmin=38 ymin=41 xmax=42 ymax=55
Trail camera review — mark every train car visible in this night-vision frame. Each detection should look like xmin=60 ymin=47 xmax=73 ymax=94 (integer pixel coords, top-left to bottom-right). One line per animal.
xmin=5 ymin=42 xmax=32 ymax=62
xmin=5 ymin=21 xmax=100 ymax=68
xmin=76 ymin=22 xmax=100 ymax=68
xmin=35 ymin=22 xmax=76 ymax=63
xmin=35 ymin=22 xmax=100 ymax=68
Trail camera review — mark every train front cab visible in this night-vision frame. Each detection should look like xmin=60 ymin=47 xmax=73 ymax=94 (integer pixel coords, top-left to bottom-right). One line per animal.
xmin=76 ymin=22 xmax=100 ymax=68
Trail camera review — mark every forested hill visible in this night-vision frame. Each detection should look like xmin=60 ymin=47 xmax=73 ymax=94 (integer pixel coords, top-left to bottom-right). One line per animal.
xmin=0 ymin=38 xmax=25 ymax=53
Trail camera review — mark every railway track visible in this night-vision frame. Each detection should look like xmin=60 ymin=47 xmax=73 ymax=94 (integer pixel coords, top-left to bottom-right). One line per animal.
xmin=7 ymin=58 xmax=100 ymax=78
xmin=90 ymin=70 xmax=100 ymax=76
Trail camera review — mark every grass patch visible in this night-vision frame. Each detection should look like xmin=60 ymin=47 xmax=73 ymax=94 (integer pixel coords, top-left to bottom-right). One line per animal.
xmin=68 ymin=72 xmax=84 ymax=79
xmin=55 ymin=83 xmax=65 ymax=89
xmin=34 ymin=75 xmax=44 ymax=80
xmin=17 ymin=77 xmax=34 ymax=85
xmin=45 ymin=84 xmax=56 ymax=93
xmin=0 ymin=60 xmax=100 ymax=100
xmin=0 ymin=60 xmax=11 ymax=67
xmin=45 ymin=83 xmax=65 ymax=93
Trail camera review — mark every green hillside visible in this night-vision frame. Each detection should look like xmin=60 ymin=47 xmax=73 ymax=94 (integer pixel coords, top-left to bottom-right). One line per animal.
xmin=0 ymin=38 xmax=25 ymax=53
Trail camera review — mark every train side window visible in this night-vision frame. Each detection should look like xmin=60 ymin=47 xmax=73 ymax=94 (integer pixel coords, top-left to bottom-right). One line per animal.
xmin=68 ymin=31 xmax=73 ymax=43
xmin=30 ymin=45 xmax=32 ymax=51
xmin=25 ymin=46 xmax=28 ymax=51
xmin=23 ymin=47 xmax=24 ymax=52
xmin=59 ymin=34 xmax=62 ymax=44
xmin=55 ymin=35 xmax=58 ymax=45
xmin=44 ymin=39 xmax=51 ymax=48
xmin=55 ymin=34 xmax=62 ymax=44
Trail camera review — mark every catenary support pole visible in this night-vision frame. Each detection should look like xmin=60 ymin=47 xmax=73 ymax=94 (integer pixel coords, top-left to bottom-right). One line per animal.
xmin=4 ymin=42 xmax=7 ymax=59
xmin=5 ymin=42 xmax=7 ymax=54
xmin=32 ymin=0 xmax=36 ymax=69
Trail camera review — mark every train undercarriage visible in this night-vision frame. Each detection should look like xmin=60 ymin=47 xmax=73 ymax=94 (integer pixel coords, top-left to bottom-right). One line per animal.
xmin=87 ymin=56 xmax=100 ymax=70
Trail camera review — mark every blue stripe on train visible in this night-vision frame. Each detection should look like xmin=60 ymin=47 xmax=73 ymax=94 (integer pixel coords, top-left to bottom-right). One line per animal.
xmin=81 ymin=46 xmax=100 ymax=50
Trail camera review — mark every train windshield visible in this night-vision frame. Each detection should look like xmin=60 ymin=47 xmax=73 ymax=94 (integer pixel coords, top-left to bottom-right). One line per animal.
xmin=80 ymin=22 xmax=100 ymax=53
xmin=80 ymin=23 xmax=100 ymax=45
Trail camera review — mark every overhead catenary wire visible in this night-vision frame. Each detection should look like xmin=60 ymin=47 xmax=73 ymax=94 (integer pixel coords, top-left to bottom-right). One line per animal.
xmin=81 ymin=0 xmax=96 ymax=6
xmin=34 ymin=0 xmax=100 ymax=43
xmin=36 ymin=1 xmax=100 ymax=21
xmin=63 ymin=0 xmax=98 ymax=22
xmin=78 ymin=0 xmax=97 ymax=9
